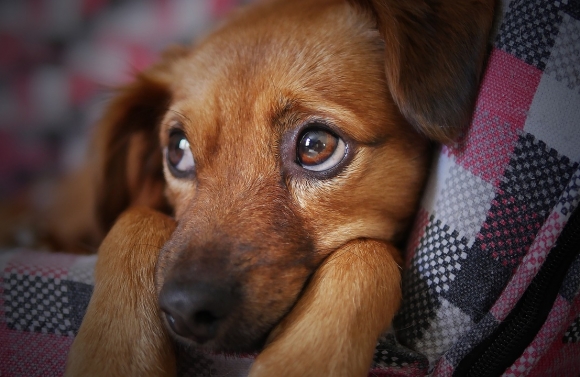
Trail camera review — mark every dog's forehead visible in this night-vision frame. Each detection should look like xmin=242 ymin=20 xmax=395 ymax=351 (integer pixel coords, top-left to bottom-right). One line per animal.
xmin=167 ymin=0 xmax=393 ymax=144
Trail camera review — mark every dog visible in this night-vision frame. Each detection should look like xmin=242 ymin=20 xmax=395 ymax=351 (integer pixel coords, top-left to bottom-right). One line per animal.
xmin=60 ymin=0 xmax=495 ymax=375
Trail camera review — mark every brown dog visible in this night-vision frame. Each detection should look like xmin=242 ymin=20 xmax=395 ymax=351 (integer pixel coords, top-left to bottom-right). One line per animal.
xmin=62 ymin=0 xmax=495 ymax=375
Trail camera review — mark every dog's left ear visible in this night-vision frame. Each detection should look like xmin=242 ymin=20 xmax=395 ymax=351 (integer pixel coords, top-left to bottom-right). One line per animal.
xmin=93 ymin=46 xmax=187 ymax=232
xmin=350 ymin=0 xmax=495 ymax=143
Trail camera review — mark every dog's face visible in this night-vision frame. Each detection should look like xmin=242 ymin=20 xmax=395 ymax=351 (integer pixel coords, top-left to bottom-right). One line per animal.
xmin=155 ymin=0 xmax=429 ymax=351
xmin=91 ymin=0 xmax=494 ymax=353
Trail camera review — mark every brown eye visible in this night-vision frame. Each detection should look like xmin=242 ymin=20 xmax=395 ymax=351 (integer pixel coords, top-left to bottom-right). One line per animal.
xmin=297 ymin=128 xmax=346 ymax=172
xmin=165 ymin=130 xmax=195 ymax=177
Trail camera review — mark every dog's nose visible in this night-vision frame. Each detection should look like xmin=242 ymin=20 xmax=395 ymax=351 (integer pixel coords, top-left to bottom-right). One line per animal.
xmin=158 ymin=279 xmax=237 ymax=344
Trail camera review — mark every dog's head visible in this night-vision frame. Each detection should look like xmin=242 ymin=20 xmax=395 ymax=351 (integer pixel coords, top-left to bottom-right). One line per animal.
xmin=93 ymin=0 xmax=494 ymax=352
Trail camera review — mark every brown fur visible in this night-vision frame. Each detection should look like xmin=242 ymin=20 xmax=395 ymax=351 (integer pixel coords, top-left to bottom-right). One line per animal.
xmin=66 ymin=208 xmax=176 ymax=376
xmin=62 ymin=0 xmax=495 ymax=375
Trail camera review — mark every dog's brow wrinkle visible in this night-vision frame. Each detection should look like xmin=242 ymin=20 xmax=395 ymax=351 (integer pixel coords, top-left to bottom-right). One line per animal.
xmin=271 ymin=97 xmax=296 ymax=132
xmin=168 ymin=109 xmax=193 ymax=125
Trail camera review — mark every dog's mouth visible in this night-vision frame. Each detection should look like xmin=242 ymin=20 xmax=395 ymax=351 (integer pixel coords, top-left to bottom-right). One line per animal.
xmin=155 ymin=238 xmax=317 ymax=353
xmin=157 ymin=276 xmax=307 ymax=353
xmin=160 ymin=310 xmax=272 ymax=353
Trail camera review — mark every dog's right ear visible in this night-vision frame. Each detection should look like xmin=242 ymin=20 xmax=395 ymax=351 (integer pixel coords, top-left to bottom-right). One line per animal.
xmin=350 ymin=0 xmax=495 ymax=143
xmin=93 ymin=46 xmax=187 ymax=233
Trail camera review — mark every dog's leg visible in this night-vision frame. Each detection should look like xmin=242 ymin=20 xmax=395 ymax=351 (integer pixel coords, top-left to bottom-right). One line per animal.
xmin=65 ymin=207 xmax=176 ymax=377
xmin=249 ymin=239 xmax=401 ymax=377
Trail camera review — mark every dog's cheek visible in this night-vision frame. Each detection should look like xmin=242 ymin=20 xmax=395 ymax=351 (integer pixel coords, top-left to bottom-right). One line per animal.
xmin=163 ymin=176 xmax=197 ymax=220
xmin=290 ymin=141 xmax=430 ymax=251
xmin=286 ymin=155 xmax=376 ymax=249
xmin=233 ymin=219 xmax=322 ymax=347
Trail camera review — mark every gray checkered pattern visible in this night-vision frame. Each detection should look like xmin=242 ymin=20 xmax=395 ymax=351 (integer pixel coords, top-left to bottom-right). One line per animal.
xmin=3 ymin=273 xmax=74 ymax=336
xmin=413 ymin=298 xmax=473 ymax=363
xmin=373 ymin=333 xmax=428 ymax=369
xmin=545 ymin=13 xmax=580 ymax=91
xmin=435 ymin=164 xmax=496 ymax=243
xmin=497 ymin=0 xmax=563 ymax=70
xmin=395 ymin=217 xmax=470 ymax=344
xmin=66 ymin=256 xmax=97 ymax=285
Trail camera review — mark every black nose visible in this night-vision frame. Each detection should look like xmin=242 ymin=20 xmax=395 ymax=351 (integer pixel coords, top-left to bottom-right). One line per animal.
xmin=158 ymin=279 xmax=237 ymax=344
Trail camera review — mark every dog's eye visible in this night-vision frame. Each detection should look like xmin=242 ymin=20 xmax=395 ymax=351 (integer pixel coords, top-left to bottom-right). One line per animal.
xmin=297 ymin=128 xmax=346 ymax=172
xmin=166 ymin=130 xmax=195 ymax=177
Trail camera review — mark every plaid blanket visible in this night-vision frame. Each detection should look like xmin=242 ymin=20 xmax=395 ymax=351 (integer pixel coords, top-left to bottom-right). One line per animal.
xmin=1 ymin=0 xmax=580 ymax=375
xmin=377 ymin=0 xmax=580 ymax=375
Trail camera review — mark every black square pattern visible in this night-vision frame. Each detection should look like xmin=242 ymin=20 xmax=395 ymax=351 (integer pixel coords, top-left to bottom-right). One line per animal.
xmin=481 ymin=134 xmax=577 ymax=268
xmin=394 ymin=217 xmax=470 ymax=345
xmin=563 ymin=315 xmax=580 ymax=343
xmin=373 ymin=333 xmax=429 ymax=370
xmin=497 ymin=0 xmax=563 ymax=70
xmin=3 ymin=273 xmax=74 ymax=335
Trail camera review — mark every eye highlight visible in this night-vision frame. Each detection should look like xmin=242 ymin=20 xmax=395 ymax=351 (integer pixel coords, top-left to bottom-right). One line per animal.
xmin=165 ymin=130 xmax=195 ymax=178
xmin=297 ymin=127 xmax=346 ymax=172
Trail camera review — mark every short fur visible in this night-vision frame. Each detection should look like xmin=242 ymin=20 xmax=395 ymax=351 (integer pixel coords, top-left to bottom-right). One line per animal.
xmin=63 ymin=0 xmax=495 ymax=375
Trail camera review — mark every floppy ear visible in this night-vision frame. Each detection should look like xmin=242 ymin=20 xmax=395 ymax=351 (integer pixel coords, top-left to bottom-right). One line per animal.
xmin=93 ymin=46 xmax=187 ymax=232
xmin=350 ymin=0 xmax=495 ymax=143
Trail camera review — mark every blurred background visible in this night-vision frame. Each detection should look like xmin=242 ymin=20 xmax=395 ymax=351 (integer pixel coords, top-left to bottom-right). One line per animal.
xmin=0 ymin=0 xmax=247 ymax=202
